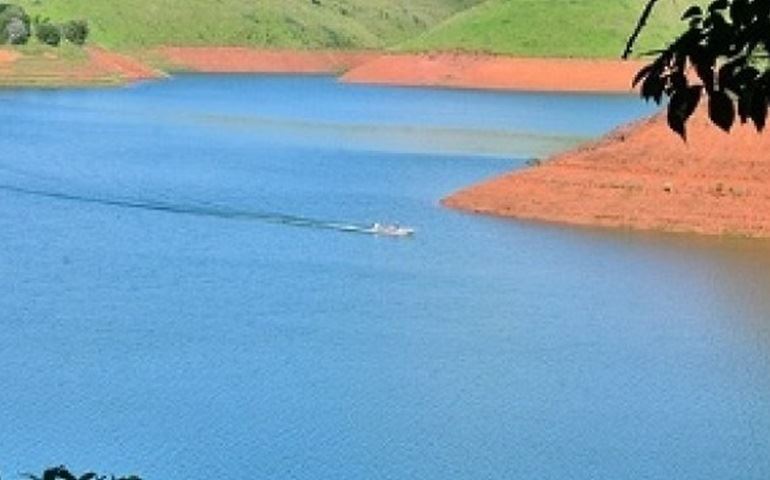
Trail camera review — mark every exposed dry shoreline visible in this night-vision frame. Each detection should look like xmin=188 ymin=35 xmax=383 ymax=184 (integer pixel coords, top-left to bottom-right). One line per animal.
xmin=7 ymin=46 xmax=763 ymax=238
xmin=155 ymin=47 xmax=377 ymax=74
xmin=157 ymin=48 xmax=645 ymax=93
xmin=341 ymin=54 xmax=646 ymax=93
xmin=0 ymin=46 xmax=644 ymax=93
xmin=0 ymin=47 xmax=163 ymax=87
xmin=444 ymin=110 xmax=770 ymax=238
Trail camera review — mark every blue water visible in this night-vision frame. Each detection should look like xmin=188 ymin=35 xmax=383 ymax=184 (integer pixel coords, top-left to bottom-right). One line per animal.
xmin=0 ymin=75 xmax=768 ymax=480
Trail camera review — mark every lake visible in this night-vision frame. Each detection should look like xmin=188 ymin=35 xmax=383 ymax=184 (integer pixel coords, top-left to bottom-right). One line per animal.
xmin=0 ymin=75 xmax=768 ymax=480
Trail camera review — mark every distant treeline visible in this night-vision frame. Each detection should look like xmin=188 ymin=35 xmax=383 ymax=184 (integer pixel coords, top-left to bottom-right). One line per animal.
xmin=0 ymin=3 xmax=88 ymax=46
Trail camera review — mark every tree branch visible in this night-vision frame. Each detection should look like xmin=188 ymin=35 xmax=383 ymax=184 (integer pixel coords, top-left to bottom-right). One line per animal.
xmin=623 ymin=0 xmax=661 ymax=59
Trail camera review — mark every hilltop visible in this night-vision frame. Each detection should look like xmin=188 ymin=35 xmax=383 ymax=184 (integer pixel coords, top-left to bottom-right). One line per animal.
xmin=0 ymin=1 xmax=697 ymax=88
xmin=7 ymin=0 xmax=697 ymax=57
xmin=402 ymin=0 xmax=696 ymax=58
xmin=12 ymin=0 xmax=481 ymax=50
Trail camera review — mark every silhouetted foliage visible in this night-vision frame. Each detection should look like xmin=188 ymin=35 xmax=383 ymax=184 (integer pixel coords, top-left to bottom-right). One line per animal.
xmin=21 ymin=466 xmax=141 ymax=480
xmin=627 ymin=0 xmax=770 ymax=137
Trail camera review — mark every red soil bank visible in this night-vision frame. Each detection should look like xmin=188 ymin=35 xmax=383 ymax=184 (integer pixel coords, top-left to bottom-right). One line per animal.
xmin=0 ymin=49 xmax=19 ymax=65
xmin=341 ymin=54 xmax=647 ymax=93
xmin=87 ymin=47 xmax=163 ymax=80
xmin=444 ymin=109 xmax=770 ymax=238
xmin=0 ymin=47 xmax=160 ymax=85
xmin=157 ymin=47 xmax=376 ymax=74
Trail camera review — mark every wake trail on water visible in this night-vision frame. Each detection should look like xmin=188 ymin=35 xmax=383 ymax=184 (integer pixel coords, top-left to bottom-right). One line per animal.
xmin=0 ymin=182 xmax=382 ymax=236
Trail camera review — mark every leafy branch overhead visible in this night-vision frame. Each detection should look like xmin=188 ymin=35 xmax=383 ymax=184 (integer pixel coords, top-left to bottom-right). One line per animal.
xmin=21 ymin=466 xmax=141 ymax=480
xmin=627 ymin=0 xmax=770 ymax=137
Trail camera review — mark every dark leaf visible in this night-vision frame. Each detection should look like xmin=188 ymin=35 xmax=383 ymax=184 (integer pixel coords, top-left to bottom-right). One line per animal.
xmin=682 ymin=5 xmax=703 ymax=19
xmin=669 ymin=71 xmax=688 ymax=92
xmin=695 ymin=63 xmax=715 ymax=92
xmin=709 ymin=90 xmax=736 ymax=131
xmin=709 ymin=0 xmax=729 ymax=12
xmin=750 ymin=90 xmax=768 ymax=131
xmin=729 ymin=0 xmax=751 ymax=26
xmin=641 ymin=73 xmax=665 ymax=103
xmin=667 ymin=107 xmax=687 ymax=138
xmin=632 ymin=63 xmax=655 ymax=87
xmin=718 ymin=59 xmax=744 ymax=92
xmin=737 ymin=89 xmax=752 ymax=122
xmin=667 ymin=86 xmax=703 ymax=138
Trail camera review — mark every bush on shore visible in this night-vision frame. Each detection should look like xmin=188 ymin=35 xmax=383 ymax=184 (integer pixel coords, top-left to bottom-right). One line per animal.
xmin=0 ymin=3 xmax=89 ymax=47
xmin=35 ymin=21 xmax=61 ymax=46
xmin=62 ymin=19 xmax=89 ymax=45
xmin=0 ymin=3 xmax=31 ymax=44
xmin=5 ymin=16 xmax=29 ymax=43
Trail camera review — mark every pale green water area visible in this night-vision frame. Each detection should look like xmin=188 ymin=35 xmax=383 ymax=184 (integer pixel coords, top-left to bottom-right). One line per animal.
xmin=0 ymin=75 xmax=768 ymax=479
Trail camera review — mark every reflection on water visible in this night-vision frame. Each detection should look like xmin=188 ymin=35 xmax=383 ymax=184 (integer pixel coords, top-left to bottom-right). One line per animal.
xmin=625 ymin=231 xmax=770 ymax=346
xmin=0 ymin=75 xmax=767 ymax=480
xmin=188 ymin=112 xmax=585 ymax=158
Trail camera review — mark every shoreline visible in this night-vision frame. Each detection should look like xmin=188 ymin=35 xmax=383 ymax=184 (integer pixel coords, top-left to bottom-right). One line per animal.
xmin=0 ymin=46 xmax=164 ymax=88
xmin=159 ymin=48 xmax=645 ymax=94
xmin=443 ymin=110 xmax=770 ymax=239
xmin=0 ymin=46 xmax=643 ymax=94
xmin=154 ymin=47 xmax=378 ymax=75
xmin=20 ymin=46 xmax=769 ymax=239
xmin=341 ymin=54 xmax=645 ymax=94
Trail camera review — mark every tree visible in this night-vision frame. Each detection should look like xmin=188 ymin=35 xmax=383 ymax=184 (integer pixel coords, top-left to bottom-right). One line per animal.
xmin=5 ymin=17 xmax=29 ymax=44
xmin=626 ymin=0 xmax=770 ymax=138
xmin=62 ymin=19 xmax=88 ymax=45
xmin=0 ymin=3 xmax=30 ymax=45
xmin=35 ymin=21 xmax=61 ymax=46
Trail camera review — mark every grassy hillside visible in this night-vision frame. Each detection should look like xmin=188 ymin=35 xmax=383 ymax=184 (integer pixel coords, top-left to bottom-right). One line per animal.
xmin=13 ymin=0 xmax=481 ymax=50
xmin=402 ymin=0 xmax=699 ymax=58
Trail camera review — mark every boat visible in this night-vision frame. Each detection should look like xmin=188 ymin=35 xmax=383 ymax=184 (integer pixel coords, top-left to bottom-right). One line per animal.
xmin=367 ymin=223 xmax=415 ymax=237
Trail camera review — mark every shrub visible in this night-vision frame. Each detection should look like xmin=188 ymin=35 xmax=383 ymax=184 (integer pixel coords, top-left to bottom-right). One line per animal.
xmin=0 ymin=3 xmax=30 ymax=44
xmin=0 ymin=4 xmax=28 ymax=23
xmin=35 ymin=22 xmax=61 ymax=46
xmin=4 ymin=16 xmax=28 ymax=44
xmin=62 ymin=19 xmax=88 ymax=45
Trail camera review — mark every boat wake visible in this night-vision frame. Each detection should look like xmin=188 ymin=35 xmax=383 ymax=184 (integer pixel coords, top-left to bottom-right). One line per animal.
xmin=0 ymin=182 xmax=414 ymax=237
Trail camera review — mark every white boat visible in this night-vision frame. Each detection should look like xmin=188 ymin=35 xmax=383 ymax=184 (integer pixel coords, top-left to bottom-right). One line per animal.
xmin=367 ymin=223 xmax=415 ymax=237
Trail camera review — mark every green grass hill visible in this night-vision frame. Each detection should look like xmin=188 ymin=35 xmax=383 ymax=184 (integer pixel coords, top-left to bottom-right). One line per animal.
xmin=401 ymin=0 xmax=699 ymax=58
xmin=13 ymin=0 xmax=481 ymax=49
xmin=10 ymin=0 xmax=700 ymax=58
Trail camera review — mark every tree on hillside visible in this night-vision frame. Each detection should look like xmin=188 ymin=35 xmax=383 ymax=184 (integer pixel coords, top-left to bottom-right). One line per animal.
xmin=625 ymin=0 xmax=770 ymax=137
xmin=0 ymin=4 xmax=30 ymax=44
xmin=62 ymin=19 xmax=89 ymax=45
xmin=35 ymin=21 xmax=61 ymax=46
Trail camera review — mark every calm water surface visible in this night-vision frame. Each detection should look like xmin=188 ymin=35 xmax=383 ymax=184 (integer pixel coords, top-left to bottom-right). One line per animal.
xmin=0 ymin=76 xmax=768 ymax=479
